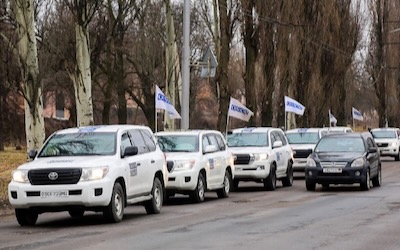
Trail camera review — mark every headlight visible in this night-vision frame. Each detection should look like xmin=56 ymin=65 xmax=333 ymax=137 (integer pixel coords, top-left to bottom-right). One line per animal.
xmin=174 ymin=160 xmax=195 ymax=171
xmin=306 ymin=157 xmax=317 ymax=167
xmin=391 ymin=142 xmax=397 ymax=147
xmin=12 ymin=170 xmax=29 ymax=183
xmin=80 ymin=166 xmax=109 ymax=181
xmin=254 ymin=153 xmax=268 ymax=161
xmin=351 ymin=157 xmax=365 ymax=167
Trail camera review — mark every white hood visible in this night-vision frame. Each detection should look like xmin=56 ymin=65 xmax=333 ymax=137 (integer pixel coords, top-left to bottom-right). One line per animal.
xmin=164 ymin=152 xmax=200 ymax=161
xmin=290 ymin=144 xmax=316 ymax=150
xmin=17 ymin=156 xmax=115 ymax=170
xmin=228 ymin=147 xmax=270 ymax=154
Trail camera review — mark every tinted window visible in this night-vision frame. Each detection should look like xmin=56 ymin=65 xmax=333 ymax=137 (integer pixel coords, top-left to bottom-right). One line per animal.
xmin=141 ymin=130 xmax=156 ymax=152
xmin=366 ymin=137 xmax=375 ymax=149
xmin=121 ymin=132 xmax=132 ymax=154
xmin=277 ymin=131 xmax=288 ymax=145
xmin=315 ymin=137 xmax=365 ymax=152
xmin=130 ymin=130 xmax=148 ymax=154
xmin=271 ymin=132 xmax=280 ymax=145
xmin=207 ymin=134 xmax=220 ymax=151
xmin=202 ymin=135 xmax=211 ymax=151
xmin=215 ymin=134 xmax=226 ymax=151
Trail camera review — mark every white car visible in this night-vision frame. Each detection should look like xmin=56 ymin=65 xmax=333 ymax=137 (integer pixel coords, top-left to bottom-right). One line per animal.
xmin=371 ymin=127 xmax=400 ymax=161
xmin=226 ymin=127 xmax=293 ymax=190
xmin=156 ymin=130 xmax=234 ymax=203
xmin=326 ymin=126 xmax=353 ymax=134
xmin=285 ymin=128 xmax=328 ymax=172
xmin=8 ymin=125 xmax=167 ymax=226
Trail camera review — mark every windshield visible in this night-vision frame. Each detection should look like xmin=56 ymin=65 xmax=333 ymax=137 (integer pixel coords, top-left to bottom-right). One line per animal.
xmin=315 ymin=137 xmax=365 ymax=153
xmin=371 ymin=130 xmax=397 ymax=139
xmin=286 ymin=132 xmax=319 ymax=144
xmin=227 ymin=133 xmax=269 ymax=147
xmin=157 ymin=135 xmax=199 ymax=152
xmin=38 ymin=132 xmax=116 ymax=157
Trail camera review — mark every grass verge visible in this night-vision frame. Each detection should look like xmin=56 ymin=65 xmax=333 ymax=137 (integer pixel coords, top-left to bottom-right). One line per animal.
xmin=0 ymin=147 xmax=27 ymax=208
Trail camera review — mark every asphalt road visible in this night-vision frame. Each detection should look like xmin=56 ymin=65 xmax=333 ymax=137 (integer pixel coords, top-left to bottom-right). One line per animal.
xmin=1 ymin=157 xmax=400 ymax=250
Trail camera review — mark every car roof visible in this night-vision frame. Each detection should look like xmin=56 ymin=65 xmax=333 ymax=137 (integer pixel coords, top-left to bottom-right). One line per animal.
xmin=326 ymin=126 xmax=352 ymax=131
xmin=285 ymin=128 xmax=324 ymax=133
xmin=371 ymin=127 xmax=399 ymax=131
xmin=55 ymin=125 xmax=151 ymax=134
xmin=229 ymin=127 xmax=281 ymax=134
xmin=156 ymin=130 xmax=222 ymax=136
xmin=322 ymin=132 xmax=367 ymax=139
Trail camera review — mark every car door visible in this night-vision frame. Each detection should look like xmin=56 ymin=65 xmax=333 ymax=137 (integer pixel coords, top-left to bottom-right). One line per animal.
xmin=128 ymin=129 xmax=152 ymax=196
xmin=366 ymin=136 xmax=380 ymax=178
xmin=141 ymin=129 xmax=163 ymax=190
xmin=202 ymin=134 xmax=217 ymax=187
xmin=270 ymin=131 xmax=285 ymax=175
xmin=120 ymin=131 xmax=141 ymax=196
xmin=207 ymin=133 xmax=226 ymax=186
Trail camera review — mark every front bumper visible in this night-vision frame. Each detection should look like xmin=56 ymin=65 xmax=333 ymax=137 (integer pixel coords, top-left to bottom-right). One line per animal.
xmin=8 ymin=177 xmax=114 ymax=209
xmin=305 ymin=166 xmax=367 ymax=184
xmin=166 ymin=169 xmax=198 ymax=191
xmin=378 ymin=146 xmax=399 ymax=157
xmin=234 ymin=160 xmax=271 ymax=180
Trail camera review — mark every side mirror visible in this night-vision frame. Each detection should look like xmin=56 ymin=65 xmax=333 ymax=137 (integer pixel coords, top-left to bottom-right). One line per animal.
xmin=122 ymin=146 xmax=138 ymax=158
xmin=204 ymin=145 xmax=218 ymax=154
xmin=28 ymin=150 xmax=37 ymax=160
xmin=368 ymin=147 xmax=377 ymax=153
xmin=273 ymin=141 xmax=283 ymax=149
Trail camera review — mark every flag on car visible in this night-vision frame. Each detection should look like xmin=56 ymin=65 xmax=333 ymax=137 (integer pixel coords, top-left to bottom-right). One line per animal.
xmin=352 ymin=107 xmax=364 ymax=121
xmin=155 ymin=85 xmax=181 ymax=119
xmin=329 ymin=109 xmax=337 ymax=125
xmin=284 ymin=96 xmax=305 ymax=116
xmin=227 ymin=97 xmax=254 ymax=122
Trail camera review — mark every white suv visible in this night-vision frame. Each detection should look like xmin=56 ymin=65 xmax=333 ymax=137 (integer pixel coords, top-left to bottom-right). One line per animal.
xmin=285 ymin=128 xmax=328 ymax=172
xmin=371 ymin=127 xmax=400 ymax=161
xmin=8 ymin=125 xmax=167 ymax=226
xmin=226 ymin=127 xmax=293 ymax=190
xmin=156 ymin=130 xmax=234 ymax=203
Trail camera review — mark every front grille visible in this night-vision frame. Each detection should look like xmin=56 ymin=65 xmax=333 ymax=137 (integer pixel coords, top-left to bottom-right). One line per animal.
xmin=28 ymin=168 xmax=82 ymax=185
xmin=167 ymin=161 xmax=174 ymax=172
xmin=320 ymin=162 xmax=348 ymax=168
xmin=234 ymin=154 xmax=251 ymax=165
xmin=377 ymin=143 xmax=388 ymax=147
xmin=293 ymin=149 xmax=312 ymax=158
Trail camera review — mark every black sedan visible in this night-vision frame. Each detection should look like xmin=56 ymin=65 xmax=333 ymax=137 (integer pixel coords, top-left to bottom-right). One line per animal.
xmin=305 ymin=132 xmax=381 ymax=191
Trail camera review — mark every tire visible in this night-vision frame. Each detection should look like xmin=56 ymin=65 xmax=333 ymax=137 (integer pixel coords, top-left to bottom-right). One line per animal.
xmin=68 ymin=208 xmax=85 ymax=218
xmin=306 ymin=181 xmax=316 ymax=191
xmin=372 ymin=166 xmax=382 ymax=187
xmin=217 ymin=170 xmax=232 ymax=198
xmin=15 ymin=209 xmax=38 ymax=226
xmin=360 ymin=169 xmax=371 ymax=191
xmin=264 ymin=165 xmax=276 ymax=191
xmin=190 ymin=173 xmax=205 ymax=203
xmin=395 ymin=151 xmax=400 ymax=161
xmin=282 ymin=161 xmax=294 ymax=187
xmin=144 ymin=177 xmax=163 ymax=214
xmin=103 ymin=182 xmax=125 ymax=223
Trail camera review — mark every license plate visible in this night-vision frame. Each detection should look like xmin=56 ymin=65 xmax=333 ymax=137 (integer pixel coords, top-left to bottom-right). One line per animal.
xmin=235 ymin=167 xmax=241 ymax=171
xmin=40 ymin=191 xmax=68 ymax=198
xmin=323 ymin=168 xmax=342 ymax=173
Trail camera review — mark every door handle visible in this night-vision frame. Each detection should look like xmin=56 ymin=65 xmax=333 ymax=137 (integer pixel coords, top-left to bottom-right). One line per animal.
xmin=137 ymin=163 xmax=141 ymax=166
xmin=151 ymin=160 xmax=155 ymax=163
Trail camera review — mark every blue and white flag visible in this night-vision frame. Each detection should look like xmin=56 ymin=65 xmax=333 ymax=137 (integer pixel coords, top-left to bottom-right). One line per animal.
xmin=329 ymin=109 xmax=337 ymax=125
xmin=228 ymin=97 xmax=254 ymax=122
xmin=352 ymin=107 xmax=363 ymax=121
xmin=155 ymin=85 xmax=181 ymax=119
xmin=284 ymin=96 xmax=305 ymax=116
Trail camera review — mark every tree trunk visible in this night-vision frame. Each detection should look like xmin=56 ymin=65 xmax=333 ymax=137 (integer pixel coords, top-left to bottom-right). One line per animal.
xmin=74 ymin=21 xmax=94 ymax=126
xmin=12 ymin=0 xmax=45 ymax=151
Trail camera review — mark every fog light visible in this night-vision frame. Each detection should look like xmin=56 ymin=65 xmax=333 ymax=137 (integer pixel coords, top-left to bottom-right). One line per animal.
xmin=94 ymin=188 xmax=103 ymax=196
xmin=185 ymin=176 xmax=191 ymax=183
xmin=257 ymin=165 xmax=265 ymax=170
xmin=355 ymin=171 xmax=360 ymax=176
xmin=308 ymin=171 xmax=313 ymax=176
xmin=11 ymin=191 xmax=17 ymax=199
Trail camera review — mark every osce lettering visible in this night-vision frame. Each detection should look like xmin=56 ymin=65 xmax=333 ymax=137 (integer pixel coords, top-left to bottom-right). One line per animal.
xmin=286 ymin=100 xmax=303 ymax=110
xmin=354 ymin=110 xmax=362 ymax=116
xmin=231 ymin=104 xmax=249 ymax=115
xmin=157 ymin=93 xmax=172 ymax=105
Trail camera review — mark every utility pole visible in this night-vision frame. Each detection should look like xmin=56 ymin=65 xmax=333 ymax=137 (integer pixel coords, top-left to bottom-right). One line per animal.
xmin=181 ymin=0 xmax=190 ymax=129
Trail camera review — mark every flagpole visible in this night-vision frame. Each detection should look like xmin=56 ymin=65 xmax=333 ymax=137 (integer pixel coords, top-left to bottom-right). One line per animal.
xmin=329 ymin=110 xmax=331 ymax=128
xmin=284 ymin=112 xmax=287 ymax=131
xmin=225 ymin=114 xmax=230 ymax=138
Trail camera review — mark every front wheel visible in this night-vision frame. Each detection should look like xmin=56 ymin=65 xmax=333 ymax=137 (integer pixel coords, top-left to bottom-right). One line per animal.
xmin=15 ymin=209 xmax=38 ymax=226
xmin=217 ymin=170 xmax=232 ymax=198
xmin=144 ymin=177 xmax=163 ymax=214
xmin=190 ymin=173 xmax=205 ymax=203
xmin=306 ymin=181 xmax=316 ymax=191
xmin=264 ymin=165 xmax=276 ymax=191
xmin=372 ymin=166 xmax=382 ymax=187
xmin=103 ymin=182 xmax=125 ymax=223
xmin=282 ymin=162 xmax=294 ymax=187
xmin=395 ymin=151 xmax=400 ymax=161
xmin=360 ymin=169 xmax=371 ymax=191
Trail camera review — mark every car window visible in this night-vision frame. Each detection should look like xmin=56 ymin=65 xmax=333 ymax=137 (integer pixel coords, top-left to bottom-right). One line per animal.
xmin=366 ymin=137 xmax=375 ymax=149
xmin=141 ymin=130 xmax=156 ymax=152
xmin=315 ymin=137 xmax=365 ymax=152
xmin=215 ymin=133 xmax=226 ymax=151
xmin=130 ymin=129 xmax=149 ymax=154
xmin=277 ymin=131 xmax=288 ymax=145
xmin=227 ymin=132 xmax=269 ymax=147
xmin=371 ymin=130 xmax=397 ymax=138
xmin=202 ymin=135 xmax=211 ymax=151
xmin=270 ymin=131 xmax=279 ymax=145
xmin=207 ymin=134 xmax=220 ymax=151
xmin=157 ymin=135 xmax=199 ymax=152
xmin=286 ymin=132 xmax=320 ymax=144
xmin=121 ymin=132 xmax=132 ymax=154
xmin=39 ymin=132 xmax=116 ymax=157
